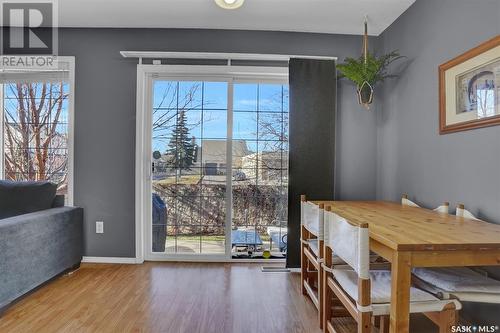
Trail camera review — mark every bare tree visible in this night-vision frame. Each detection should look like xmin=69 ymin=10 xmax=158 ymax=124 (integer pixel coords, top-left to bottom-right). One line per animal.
xmin=152 ymin=82 xmax=203 ymax=141
xmin=240 ymin=87 xmax=289 ymax=176
xmin=3 ymin=82 xmax=68 ymax=193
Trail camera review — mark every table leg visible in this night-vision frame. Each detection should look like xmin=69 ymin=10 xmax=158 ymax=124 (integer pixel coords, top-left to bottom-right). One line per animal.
xmin=389 ymin=251 xmax=411 ymax=333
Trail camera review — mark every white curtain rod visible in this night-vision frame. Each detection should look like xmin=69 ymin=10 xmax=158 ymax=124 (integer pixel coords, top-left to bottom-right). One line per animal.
xmin=120 ymin=51 xmax=337 ymax=64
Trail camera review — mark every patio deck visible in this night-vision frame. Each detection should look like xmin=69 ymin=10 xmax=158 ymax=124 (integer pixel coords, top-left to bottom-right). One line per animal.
xmin=162 ymin=236 xmax=285 ymax=256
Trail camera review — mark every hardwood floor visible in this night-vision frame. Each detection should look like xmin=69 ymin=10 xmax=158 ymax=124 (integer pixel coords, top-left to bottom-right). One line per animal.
xmin=0 ymin=262 xmax=322 ymax=333
xmin=0 ymin=262 xmax=440 ymax=333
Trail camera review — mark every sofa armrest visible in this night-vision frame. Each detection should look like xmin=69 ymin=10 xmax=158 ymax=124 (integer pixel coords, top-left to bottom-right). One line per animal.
xmin=0 ymin=206 xmax=82 ymax=229
xmin=0 ymin=207 xmax=83 ymax=309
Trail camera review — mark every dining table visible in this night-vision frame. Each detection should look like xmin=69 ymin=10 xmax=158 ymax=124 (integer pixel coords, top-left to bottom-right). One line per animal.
xmin=320 ymin=200 xmax=500 ymax=333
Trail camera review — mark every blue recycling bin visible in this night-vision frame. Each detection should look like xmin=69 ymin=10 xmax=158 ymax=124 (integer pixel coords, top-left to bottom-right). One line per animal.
xmin=152 ymin=193 xmax=167 ymax=252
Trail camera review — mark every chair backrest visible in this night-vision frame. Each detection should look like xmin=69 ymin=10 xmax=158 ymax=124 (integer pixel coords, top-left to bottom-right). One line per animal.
xmin=456 ymin=204 xmax=479 ymax=220
xmin=301 ymin=198 xmax=324 ymax=239
xmin=401 ymin=194 xmax=419 ymax=207
xmin=433 ymin=202 xmax=449 ymax=214
xmin=324 ymin=208 xmax=369 ymax=279
xmin=402 ymin=194 xmax=449 ymax=214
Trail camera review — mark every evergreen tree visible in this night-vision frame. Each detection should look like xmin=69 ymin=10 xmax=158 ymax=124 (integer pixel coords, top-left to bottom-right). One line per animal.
xmin=167 ymin=111 xmax=196 ymax=170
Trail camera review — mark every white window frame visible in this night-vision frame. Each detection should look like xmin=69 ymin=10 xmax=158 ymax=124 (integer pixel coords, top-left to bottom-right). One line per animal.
xmin=0 ymin=56 xmax=75 ymax=205
xmin=136 ymin=64 xmax=288 ymax=263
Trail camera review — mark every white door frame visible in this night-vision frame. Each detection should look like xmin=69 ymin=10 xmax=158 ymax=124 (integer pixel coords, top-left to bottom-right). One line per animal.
xmin=135 ymin=64 xmax=288 ymax=262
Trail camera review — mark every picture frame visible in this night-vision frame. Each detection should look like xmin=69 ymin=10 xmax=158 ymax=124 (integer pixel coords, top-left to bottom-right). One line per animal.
xmin=439 ymin=35 xmax=500 ymax=134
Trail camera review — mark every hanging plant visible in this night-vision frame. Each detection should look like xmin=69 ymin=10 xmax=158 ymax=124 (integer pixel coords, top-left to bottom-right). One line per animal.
xmin=337 ymin=19 xmax=404 ymax=109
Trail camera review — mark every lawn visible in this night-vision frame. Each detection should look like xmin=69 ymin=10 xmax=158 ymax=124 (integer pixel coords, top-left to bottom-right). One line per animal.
xmin=155 ymin=175 xmax=202 ymax=186
xmin=170 ymin=234 xmax=272 ymax=242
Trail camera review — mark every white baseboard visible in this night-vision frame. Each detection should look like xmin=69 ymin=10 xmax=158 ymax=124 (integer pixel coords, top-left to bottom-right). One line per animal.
xmin=81 ymin=256 xmax=291 ymax=266
xmin=82 ymin=256 xmax=140 ymax=264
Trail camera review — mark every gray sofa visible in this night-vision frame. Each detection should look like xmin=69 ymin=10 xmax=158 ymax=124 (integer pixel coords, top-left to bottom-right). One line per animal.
xmin=0 ymin=181 xmax=83 ymax=311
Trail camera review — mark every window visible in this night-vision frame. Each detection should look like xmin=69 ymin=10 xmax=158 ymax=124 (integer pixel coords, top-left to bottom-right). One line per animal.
xmin=150 ymin=80 xmax=289 ymax=257
xmin=232 ymin=83 xmax=289 ymax=257
xmin=138 ymin=64 xmax=289 ymax=260
xmin=0 ymin=58 xmax=75 ymax=203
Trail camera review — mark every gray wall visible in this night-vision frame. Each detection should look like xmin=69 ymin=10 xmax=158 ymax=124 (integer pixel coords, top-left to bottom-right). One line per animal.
xmin=59 ymin=29 xmax=378 ymax=258
xmin=377 ymin=0 xmax=500 ymax=324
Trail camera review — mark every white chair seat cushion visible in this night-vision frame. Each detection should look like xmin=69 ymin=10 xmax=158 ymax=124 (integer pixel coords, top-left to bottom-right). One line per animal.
xmin=332 ymin=269 xmax=438 ymax=304
xmin=413 ymin=267 xmax=500 ymax=294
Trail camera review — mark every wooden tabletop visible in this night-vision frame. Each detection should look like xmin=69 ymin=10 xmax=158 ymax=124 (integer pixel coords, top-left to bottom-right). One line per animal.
xmin=313 ymin=201 xmax=500 ymax=251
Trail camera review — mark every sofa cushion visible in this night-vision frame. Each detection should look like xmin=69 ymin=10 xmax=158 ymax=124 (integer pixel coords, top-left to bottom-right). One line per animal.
xmin=0 ymin=180 xmax=57 ymax=219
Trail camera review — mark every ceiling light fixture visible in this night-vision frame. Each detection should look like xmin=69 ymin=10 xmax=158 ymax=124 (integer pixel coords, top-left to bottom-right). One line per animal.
xmin=215 ymin=0 xmax=245 ymax=10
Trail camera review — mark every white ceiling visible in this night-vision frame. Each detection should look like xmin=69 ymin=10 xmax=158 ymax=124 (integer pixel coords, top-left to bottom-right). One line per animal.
xmin=58 ymin=0 xmax=415 ymax=36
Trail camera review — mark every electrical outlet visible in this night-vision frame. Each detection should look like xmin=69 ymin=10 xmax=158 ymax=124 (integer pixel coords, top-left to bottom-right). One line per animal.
xmin=96 ymin=221 xmax=104 ymax=234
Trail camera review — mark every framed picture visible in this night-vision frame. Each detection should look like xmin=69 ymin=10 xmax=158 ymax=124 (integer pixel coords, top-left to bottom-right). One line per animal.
xmin=439 ymin=35 xmax=500 ymax=134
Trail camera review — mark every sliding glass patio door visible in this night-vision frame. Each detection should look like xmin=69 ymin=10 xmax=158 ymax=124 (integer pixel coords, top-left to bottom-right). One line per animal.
xmin=151 ymin=79 xmax=230 ymax=256
xmin=142 ymin=67 xmax=288 ymax=260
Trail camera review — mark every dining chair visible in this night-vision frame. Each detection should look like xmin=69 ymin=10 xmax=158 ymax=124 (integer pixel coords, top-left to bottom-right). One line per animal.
xmin=455 ymin=203 xmax=479 ymax=220
xmin=322 ymin=205 xmax=461 ymax=333
xmin=401 ymin=194 xmax=450 ymax=213
xmin=301 ymin=195 xmax=330 ymax=329
xmin=412 ymin=204 xmax=500 ymax=305
xmin=300 ymin=195 xmax=382 ymax=329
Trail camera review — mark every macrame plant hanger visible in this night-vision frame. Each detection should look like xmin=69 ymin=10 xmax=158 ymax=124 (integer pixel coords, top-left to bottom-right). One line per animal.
xmin=357 ymin=16 xmax=374 ymax=109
